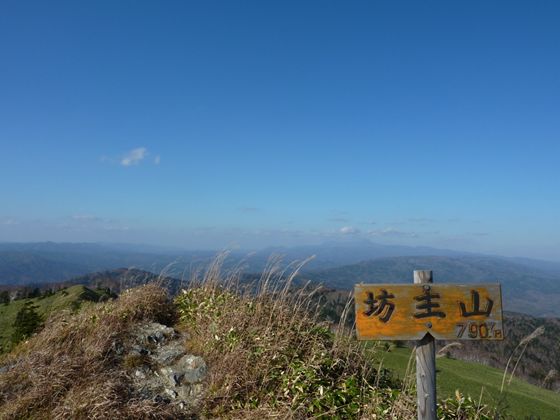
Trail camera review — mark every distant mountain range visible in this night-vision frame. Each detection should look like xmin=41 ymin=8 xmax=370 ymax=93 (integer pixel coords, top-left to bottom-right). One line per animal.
xmin=1 ymin=241 xmax=559 ymax=317
xmin=304 ymin=255 xmax=560 ymax=317
xmin=0 ymin=242 xmax=216 ymax=284
xmin=0 ymin=240 xmax=459 ymax=284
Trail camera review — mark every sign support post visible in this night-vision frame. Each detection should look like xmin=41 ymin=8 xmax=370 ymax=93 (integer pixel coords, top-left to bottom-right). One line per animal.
xmin=414 ymin=270 xmax=437 ymax=420
xmin=354 ymin=270 xmax=504 ymax=420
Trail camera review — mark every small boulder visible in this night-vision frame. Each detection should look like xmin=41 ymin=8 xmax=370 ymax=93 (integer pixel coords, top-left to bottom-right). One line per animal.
xmin=126 ymin=322 xmax=206 ymax=411
xmin=174 ymin=355 xmax=207 ymax=384
xmin=134 ymin=322 xmax=177 ymax=346
xmin=153 ymin=341 xmax=185 ymax=365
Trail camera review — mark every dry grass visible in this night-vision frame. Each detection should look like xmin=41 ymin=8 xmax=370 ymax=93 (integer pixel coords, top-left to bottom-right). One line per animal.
xmin=0 ymin=284 xmax=179 ymax=419
xmin=436 ymin=342 xmax=463 ymax=358
xmin=0 ymin=255 xmax=498 ymax=418
xmin=175 ymin=256 xmax=406 ymax=418
xmin=500 ymin=325 xmax=545 ymax=392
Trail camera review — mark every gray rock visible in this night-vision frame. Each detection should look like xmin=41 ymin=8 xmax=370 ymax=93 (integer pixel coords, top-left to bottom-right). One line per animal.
xmin=0 ymin=362 xmax=16 ymax=375
xmin=174 ymin=355 xmax=207 ymax=384
xmin=111 ymin=340 xmax=125 ymax=355
xmin=152 ymin=341 xmax=185 ymax=365
xmin=126 ymin=322 xmax=205 ymax=411
xmin=165 ymin=388 xmax=179 ymax=399
xmin=134 ymin=322 xmax=177 ymax=346
xmin=158 ymin=366 xmax=181 ymax=387
xmin=129 ymin=344 xmax=151 ymax=357
xmin=157 ymin=355 xmax=206 ymax=387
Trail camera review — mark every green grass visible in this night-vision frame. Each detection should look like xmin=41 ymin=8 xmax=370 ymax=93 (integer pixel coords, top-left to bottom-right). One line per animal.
xmin=0 ymin=285 xmax=110 ymax=352
xmin=376 ymin=346 xmax=560 ymax=419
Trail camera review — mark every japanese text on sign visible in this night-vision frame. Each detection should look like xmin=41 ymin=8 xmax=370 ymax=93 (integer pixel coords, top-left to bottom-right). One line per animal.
xmin=355 ymin=284 xmax=503 ymax=341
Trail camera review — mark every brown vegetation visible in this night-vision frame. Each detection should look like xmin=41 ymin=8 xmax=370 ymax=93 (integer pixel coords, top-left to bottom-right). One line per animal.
xmin=175 ymin=257 xmax=414 ymax=418
xmin=0 ymin=257 xmax=498 ymax=418
xmin=0 ymin=284 xmax=179 ymax=419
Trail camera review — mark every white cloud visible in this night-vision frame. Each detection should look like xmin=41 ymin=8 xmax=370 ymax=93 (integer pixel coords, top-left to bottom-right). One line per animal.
xmin=368 ymin=227 xmax=418 ymax=238
xmin=71 ymin=214 xmax=102 ymax=222
xmin=121 ymin=147 xmax=148 ymax=166
xmin=339 ymin=226 xmax=360 ymax=235
xmin=100 ymin=148 xmax=160 ymax=167
xmin=1 ymin=218 xmax=19 ymax=226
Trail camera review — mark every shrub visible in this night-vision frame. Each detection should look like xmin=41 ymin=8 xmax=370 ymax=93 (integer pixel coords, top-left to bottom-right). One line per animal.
xmin=0 ymin=284 xmax=179 ymax=419
xmin=437 ymin=390 xmax=492 ymax=419
xmin=174 ymin=262 xmax=404 ymax=418
xmin=0 ymin=291 xmax=9 ymax=305
xmin=10 ymin=302 xmax=43 ymax=345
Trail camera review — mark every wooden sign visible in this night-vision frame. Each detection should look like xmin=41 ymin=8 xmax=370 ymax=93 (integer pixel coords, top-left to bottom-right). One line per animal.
xmin=355 ymin=283 xmax=503 ymax=341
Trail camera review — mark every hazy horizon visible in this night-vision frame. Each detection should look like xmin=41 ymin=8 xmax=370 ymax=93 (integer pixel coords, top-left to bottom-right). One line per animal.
xmin=1 ymin=238 xmax=559 ymax=264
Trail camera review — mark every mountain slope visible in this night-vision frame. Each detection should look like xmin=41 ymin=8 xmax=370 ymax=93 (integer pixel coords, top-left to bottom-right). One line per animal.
xmin=0 ymin=252 xmax=90 ymax=285
xmin=0 ymin=242 xmax=216 ymax=285
xmin=305 ymin=255 xmax=560 ymax=316
xmin=65 ymin=268 xmax=184 ymax=295
xmin=0 ymin=285 xmax=112 ymax=352
xmin=380 ymin=347 xmax=560 ymax=420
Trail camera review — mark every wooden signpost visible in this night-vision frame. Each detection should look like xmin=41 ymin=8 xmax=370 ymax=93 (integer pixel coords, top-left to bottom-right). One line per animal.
xmin=355 ymin=270 xmax=503 ymax=420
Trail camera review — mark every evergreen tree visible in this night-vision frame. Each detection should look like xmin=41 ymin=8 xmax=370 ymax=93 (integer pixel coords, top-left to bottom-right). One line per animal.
xmin=0 ymin=291 xmax=10 ymax=305
xmin=27 ymin=288 xmax=41 ymax=299
xmin=11 ymin=302 xmax=42 ymax=345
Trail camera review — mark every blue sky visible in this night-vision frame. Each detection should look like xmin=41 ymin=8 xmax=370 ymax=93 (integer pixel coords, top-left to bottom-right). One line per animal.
xmin=0 ymin=1 xmax=559 ymax=260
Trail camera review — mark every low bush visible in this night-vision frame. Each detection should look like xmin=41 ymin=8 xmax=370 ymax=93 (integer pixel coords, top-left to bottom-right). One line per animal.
xmin=175 ymin=261 xmax=407 ymax=418
xmin=0 ymin=284 xmax=178 ymax=419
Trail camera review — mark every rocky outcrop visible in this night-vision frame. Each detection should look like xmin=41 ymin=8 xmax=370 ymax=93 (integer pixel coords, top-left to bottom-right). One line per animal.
xmin=126 ymin=322 xmax=207 ymax=413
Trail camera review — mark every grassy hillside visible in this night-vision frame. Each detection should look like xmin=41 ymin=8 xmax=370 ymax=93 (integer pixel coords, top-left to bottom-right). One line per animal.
xmin=0 ymin=284 xmax=178 ymax=418
xmin=316 ymin=287 xmax=560 ymax=391
xmin=449 ymin=313 xmax=560 ymax=390
xmin=0 ymin=285 xmax=111 ymax=352
xmin=0 ymin=268 xmax=496 ymax=418
xmin=0 ymin=263 xmax=557 ymax=418
xmin=378 ymin=346 xmax=560 ymax=419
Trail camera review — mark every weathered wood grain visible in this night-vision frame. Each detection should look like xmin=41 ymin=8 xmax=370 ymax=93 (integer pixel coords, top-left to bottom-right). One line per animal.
xmin=354 ymin=283 xmax=503 ymax=340
xmin=414 ymin=270 xmax=437 ymax=420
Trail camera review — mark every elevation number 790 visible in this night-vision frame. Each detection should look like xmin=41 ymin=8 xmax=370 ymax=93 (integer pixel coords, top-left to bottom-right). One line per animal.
xmin=456 ymin=321 xmax=503 ymax=339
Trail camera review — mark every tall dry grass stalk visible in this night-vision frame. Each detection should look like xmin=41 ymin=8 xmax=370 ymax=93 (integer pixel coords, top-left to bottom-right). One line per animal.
xmin=174 ymin=254 xmax=406 ymax=418
xmin=436 ymin=342 xmax=463 ymax=358
xmin=475 ymin=386 xmax=486 ymax=420
xmin=542 ymin=369 xmax=558 ymax=389
xmin=500 ymin=325 xmax=545 ymax=392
